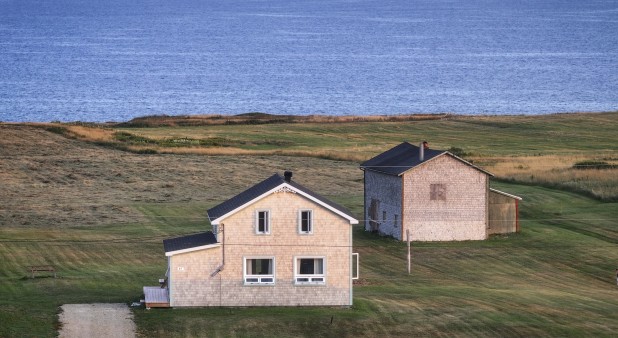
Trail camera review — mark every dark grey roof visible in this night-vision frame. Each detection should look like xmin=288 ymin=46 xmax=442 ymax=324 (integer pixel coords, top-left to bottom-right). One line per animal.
xmin=163 ymin=231 xmax=218 ymax=253
xmin=360 ymin=142 xmax=493 ymax=176
xmin=360 ymin=142 xmax=445 ymax=175
xmin=207 ymin=173 xmax=356 ymax=222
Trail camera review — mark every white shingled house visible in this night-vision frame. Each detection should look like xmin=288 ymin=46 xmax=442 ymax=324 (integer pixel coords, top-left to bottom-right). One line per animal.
xmin=145 ymin=171 xmax=359 ymax=308
xmin=360 ymin=142 xmax=521 ymax=242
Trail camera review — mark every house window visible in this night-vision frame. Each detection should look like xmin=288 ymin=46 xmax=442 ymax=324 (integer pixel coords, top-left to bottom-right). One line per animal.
xmin=382 ymin=211 xmax=386 ymax=223
xmin=256 ymin=210 xmax=270 ymax=234
xmin=430 ymin=184 xmax=446 ymax=201
xmin=294 ymin=257 xmax=325 ymax=285
xmin=299 ymin=210 xmax=312 ymax=234
xmin=244 ymin=257 xmax=275 ymax=285
xmin=394 ymin=214 xmax=398 ymax=228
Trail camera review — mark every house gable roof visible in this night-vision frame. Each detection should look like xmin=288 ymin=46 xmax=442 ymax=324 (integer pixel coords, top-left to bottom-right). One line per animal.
xmin=207 ymin=173 xmax=358 ymax=225
xmin=163 ymin=231 xmax=219 ymax=256
xmin=360 ymin=142 xmax=493 ymax=177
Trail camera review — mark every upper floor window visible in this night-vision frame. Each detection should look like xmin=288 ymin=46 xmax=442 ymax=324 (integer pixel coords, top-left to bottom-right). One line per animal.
xmin=299 ymin=210 xmax=313 ymax=234
xmin=294 ymin=257 xmax=325 ymax=285
xmin=256 ymin=210 xmax=270 ymax=234
xmin=244 ymin=257 xmax=275 ymax=285
xmin=430 ymin=184 xmax=446 ymax=201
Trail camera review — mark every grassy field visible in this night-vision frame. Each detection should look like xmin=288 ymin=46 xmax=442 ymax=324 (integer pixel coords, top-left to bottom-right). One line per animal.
xmin=49 ymin=112 xmax=618 ymax=200
xmin=2 ymin=182 xmax=616 ymax=337
xmin=1 ymin=114 xmax=618 ymax=337
xmin=131 ymin=182 xmax=618 ymax=337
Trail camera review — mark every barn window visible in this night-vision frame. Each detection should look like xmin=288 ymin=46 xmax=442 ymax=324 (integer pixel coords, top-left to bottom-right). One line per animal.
xmin=430 ymin=184 xmax=446 ymax=201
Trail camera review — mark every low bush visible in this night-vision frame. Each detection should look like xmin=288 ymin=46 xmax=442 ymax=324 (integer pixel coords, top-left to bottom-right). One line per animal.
xmin=572 ymin=161 xmax=617 ymax=170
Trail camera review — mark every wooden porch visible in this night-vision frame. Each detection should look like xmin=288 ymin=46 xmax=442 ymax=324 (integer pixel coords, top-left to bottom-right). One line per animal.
xmin=143 ymin=286 xmax=170 ymax=309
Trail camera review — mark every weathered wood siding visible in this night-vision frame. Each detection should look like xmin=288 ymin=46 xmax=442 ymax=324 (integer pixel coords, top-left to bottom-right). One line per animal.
xmin=402 ymin=155 xmax=488 ymax=241
xmin=169 ymin=191 xmax=352 ymax=307
xmin=364 ymin=170 xmax=402 ymax=238
xmin=488 ymin=191 xmax=518 ymax=235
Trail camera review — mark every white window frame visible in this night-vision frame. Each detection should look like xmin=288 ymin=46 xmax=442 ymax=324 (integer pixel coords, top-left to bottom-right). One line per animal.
xmin=352 ymin=253 xmax=360 ymax=280
xmin=243 ymin=256 xmax=275 ymax=285
xmin=298 ymin=209 xmax=313 ymax=234
xmin=255 ymin=210 xmax=271 ymax=234
xmin=294 ymin=256 xmax=326 ymax=285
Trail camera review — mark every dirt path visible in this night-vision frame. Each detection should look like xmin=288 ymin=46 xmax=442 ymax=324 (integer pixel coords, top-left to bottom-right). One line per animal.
xmin=58 ymin=303 xmax=136 ymax=338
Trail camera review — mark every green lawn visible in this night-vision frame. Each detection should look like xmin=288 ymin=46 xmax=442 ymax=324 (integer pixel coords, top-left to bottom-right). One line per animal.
xmin=130 ymin=182 xmax=618 ymax=337
xmin=119 ymin=112 xmax=618 ymax=157
xmin=2 ymin=181 xmax=616 ymax=337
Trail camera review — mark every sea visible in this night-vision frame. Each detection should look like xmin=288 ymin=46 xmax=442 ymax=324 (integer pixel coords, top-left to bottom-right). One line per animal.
xmin=1 ymin=0 xmax=617 ymax=122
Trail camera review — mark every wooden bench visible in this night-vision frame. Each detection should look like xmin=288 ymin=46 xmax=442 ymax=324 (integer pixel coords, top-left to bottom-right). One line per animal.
xmin=27 ymin=265 xmax=56 ymax=279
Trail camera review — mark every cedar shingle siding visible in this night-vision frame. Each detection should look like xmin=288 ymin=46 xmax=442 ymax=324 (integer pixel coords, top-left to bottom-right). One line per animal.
xmin=402 ymin=155 xmax=488 ymax=241
xmin=165 ymin=173 xmax=357 ymax=307
xmin=362 ymin=142 xmax=521 ymax=241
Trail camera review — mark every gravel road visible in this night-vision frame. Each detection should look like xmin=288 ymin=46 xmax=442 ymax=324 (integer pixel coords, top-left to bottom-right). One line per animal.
xmin=58 ymin=303 xmax=136 ymax=338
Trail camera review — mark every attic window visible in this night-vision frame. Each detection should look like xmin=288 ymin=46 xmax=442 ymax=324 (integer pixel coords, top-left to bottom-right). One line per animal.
xmin=256 ymin=210 xmax=270 ymax=234
xmin=299 ymin=210 xmax=313 ymax=234
xmin=430 ymin=184 xmax=446 ymax=201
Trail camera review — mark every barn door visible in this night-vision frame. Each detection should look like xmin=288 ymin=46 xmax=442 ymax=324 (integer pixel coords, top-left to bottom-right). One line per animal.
xmin=369 ymin=199 xmax=380 ymax=232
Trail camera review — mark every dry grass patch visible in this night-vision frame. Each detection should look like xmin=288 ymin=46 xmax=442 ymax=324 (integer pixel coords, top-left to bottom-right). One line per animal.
xmin=64 ymin=125 xmax=115 ymax=142
xmin=481 ymin=154 xmax=618 ymax=200
xmin=152 ymin=147 xmax=367 ymax=161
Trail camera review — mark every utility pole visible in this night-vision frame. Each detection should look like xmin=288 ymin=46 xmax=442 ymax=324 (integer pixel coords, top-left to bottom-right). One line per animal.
xmin=407 ymin=229 xmax=411 ymax=274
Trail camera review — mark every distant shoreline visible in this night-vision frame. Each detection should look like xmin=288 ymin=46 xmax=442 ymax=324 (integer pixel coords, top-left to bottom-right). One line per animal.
xmin=5 ymin=111 xmax=616 ymax=127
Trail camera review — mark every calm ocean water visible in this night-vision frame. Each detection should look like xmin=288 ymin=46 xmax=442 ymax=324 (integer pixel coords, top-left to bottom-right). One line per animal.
xmin=1 ymin=0 xmax=617 ymax=122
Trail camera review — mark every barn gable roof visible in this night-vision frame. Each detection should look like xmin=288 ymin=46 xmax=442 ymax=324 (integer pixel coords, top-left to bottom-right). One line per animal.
xmin=207 ymin=173 xmax=358 ymax=225
xmin=360 ymin=142 xmax=493 ymax=176
xmin=163 ymin=231 xmax=219 ymax=256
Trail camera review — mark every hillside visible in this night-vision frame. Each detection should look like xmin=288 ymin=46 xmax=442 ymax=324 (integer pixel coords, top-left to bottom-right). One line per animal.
xmin=0 ymin=116 xmax=617 ymax=337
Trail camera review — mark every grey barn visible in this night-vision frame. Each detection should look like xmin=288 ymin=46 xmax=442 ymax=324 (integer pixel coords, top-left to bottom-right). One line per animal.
xmin=360 ymin=142 xmax=521 ymax=241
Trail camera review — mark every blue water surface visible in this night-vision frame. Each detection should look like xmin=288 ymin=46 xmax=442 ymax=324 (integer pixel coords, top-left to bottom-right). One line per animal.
xmin=0 ymin=0 xmax=617 ymax=122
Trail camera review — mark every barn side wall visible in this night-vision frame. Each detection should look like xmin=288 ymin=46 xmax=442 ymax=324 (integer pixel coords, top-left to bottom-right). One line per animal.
xmin=403 ymin=155 xmax=488 ymax=241
xmin=364 ymin=169 xmax=402 ymax=239
xmin=488 ymin=191 xmax=518 ymax=235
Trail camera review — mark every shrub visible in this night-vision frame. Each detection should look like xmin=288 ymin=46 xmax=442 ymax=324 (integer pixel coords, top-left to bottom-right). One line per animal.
xmin=44 ymin=126 xmax=68 ymax=135
xmin=572 ymin=161 xmax=617 ymax=170
xmin=113 ymin=132 xmax=155 ymax=144
xmin=447 ymin=147 xmax=470 ymax=157
xmin=133 ymin=148 xmax=158 ymax=154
